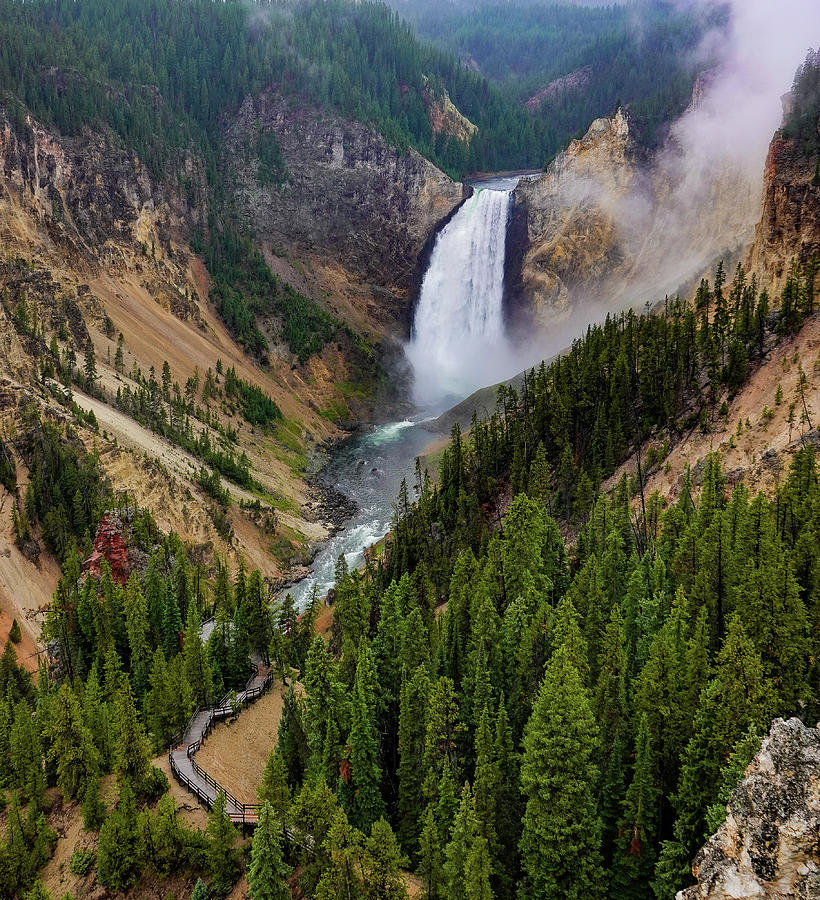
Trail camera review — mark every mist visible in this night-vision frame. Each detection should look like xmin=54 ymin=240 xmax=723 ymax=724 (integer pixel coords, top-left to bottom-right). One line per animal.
xmin=671 ymin=0 xmax=820 ymax=174
xmin=490 ymin=0 xmax=820 ymax=394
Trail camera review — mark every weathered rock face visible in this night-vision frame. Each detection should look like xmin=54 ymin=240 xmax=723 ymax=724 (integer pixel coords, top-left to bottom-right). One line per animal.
xmin=423 ymin=85 xmax=478 ymax=143
xmin=526 ymin=66 xmax=594 ymax=113
xmin=679 ymin=717 xmax=820 ymax=900
xmin=508 ymin=108 xmax=641 ymax=327
xmin=508 ymin=104 xmax=760 ymax=332
xmin=747 ymin=132 xmax=820 ymax=296
xmin=223 ymin=91 xmax=467 ymax=330
xmin=0 ymin=107 xmax=205 ymax=273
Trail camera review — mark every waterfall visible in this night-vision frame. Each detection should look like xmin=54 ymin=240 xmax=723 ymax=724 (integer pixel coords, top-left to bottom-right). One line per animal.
xmin=407 ymin=185 xmax=516 ymax=406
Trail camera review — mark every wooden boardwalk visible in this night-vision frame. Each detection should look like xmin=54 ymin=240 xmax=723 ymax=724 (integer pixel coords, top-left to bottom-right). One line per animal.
xmin=169 ymin=652 xmax=271 ymax=826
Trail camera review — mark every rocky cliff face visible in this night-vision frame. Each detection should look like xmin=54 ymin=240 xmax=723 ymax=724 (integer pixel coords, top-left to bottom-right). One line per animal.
xmin=508 ymin=104 xmax=760 ymax=332
xmin=747 ymin=132 xmax=820 ymax=295
xmin=679 ymin=718 xmax=820 ymax=900
xmin=223 ymin=91 xmax=467 ymax=332
xmin=0 ymin=108 xmax=205 ymax=279
xmin=423 ymin=84 xmax=478 ymax=143
xmin=508 ymin=108 xmax=641 ymax=328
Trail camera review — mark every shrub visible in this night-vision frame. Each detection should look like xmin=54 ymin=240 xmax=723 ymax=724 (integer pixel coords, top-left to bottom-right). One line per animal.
xmin=69 ymin=848 xmax=95 ymax=877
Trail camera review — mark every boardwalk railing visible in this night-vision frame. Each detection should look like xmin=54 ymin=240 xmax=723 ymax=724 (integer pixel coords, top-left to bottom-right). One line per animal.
xmin=168 ymin=661 xmax=273 ymax=827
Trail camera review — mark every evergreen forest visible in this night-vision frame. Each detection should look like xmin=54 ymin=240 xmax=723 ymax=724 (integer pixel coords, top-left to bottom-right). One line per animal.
xmin=399 ymin=1 xmax=726 ymax=151
xmin=0 ymin=253 xmax=818 ymax=898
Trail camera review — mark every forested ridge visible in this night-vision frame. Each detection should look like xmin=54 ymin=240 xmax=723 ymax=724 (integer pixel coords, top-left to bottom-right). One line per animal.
xmin=404 ymin=1 xmax=724 ymax=152
xmin=0 ymin=250 xmax=817 ymax=898
xmin=0 ymin=0 xmax=551 ymax=370
xmin=0 ymin=0 xmax=547 ymax=179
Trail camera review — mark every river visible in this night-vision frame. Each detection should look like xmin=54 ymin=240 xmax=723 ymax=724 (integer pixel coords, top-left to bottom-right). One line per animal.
xmin=284 ymin=173 xmax=531 ymax=608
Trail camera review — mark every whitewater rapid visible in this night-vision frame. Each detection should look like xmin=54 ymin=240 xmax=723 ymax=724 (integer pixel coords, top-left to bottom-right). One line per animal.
xmin=406 ymin=180 xmax=518 ymax=405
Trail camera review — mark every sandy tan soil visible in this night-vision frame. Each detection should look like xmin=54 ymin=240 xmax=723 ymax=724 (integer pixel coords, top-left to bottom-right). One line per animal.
xmin=0 ymin=485 xmax=62 ymax=651
xmin=39 ymin=792 xmax=97 ymax=900
xmin=0 ymin=607 xmax=40 ymax=672
xmin=611 ymin=316 xmax=820 ymax=502
xmin=153 ymin=752 xmax=211 ymax=831
xmin=89 ymin=271 xmax=338 ymax=435
xmin=195 ymin=682 xmax=291 ymax=805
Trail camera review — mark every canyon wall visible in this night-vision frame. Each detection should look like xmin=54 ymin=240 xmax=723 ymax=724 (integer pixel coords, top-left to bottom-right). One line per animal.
xmin=507 ymin=105 xmax=760 ymax=333
xmin=224 ymin=90 xmax=468 ymax=332
xmin=679 ymin=718 xmax=820 ymax=900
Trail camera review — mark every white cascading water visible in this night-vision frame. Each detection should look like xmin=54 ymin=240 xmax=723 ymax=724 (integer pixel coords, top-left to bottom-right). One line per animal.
xmin=406 ymin=185 xmax=517 ymax=406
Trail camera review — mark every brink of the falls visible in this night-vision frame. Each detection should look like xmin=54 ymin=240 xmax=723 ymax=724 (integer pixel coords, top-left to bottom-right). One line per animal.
xmin=406 ymin=184 xmax=519 ymax=407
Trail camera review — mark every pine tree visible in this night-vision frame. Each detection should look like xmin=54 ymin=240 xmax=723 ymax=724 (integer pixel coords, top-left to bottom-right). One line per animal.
xmin=45 ymin=681 xmax=100 ymax=802
xmin=519 ymin=646 xmax=605 ymax=899
xmin=147 ymin=793 xmax=190 ymax=876
xmin=493 ymin=695 xmax=520 ymax=897
xmin=634 ymin=595 xmax=691 ymax=806
xmin=667 ymin=617 xmax=775 ymax=888
xmin=361 ymin=817 xmax=409 ymax=900
xmin=314 ymin=808 xmax=363 ymax=900
xmin=593 ymin=604 xmax=629 ymax=863
xmin=342 ymin=645 xmax=385 ymax=832
xmin=183 ymin=604 xmax=213 ymax=708
xmin=83 ymin=663 xmax=115 ymax=769
xmin=436 ymin=769 xmax=459 ymax=846
xmin=258 ymin=749 xmax=292 ymax=826
xmin=472 ymin=704 xmax=498 ymax=849
xmin=551 ymin=596 xmax=590 ymax=686
xmin=290 ymin=779 xmax=342 ymax=895
xmin=97 ymin=784 xmax=140 ymax=891
xmin=173 ymin=548 xmax=193 ymax=624
xmin=10 ymin=699 xmax=45 ymax=803
xmin=443 ymin=783 xmax=478 ymax=900
xmin=206 ymin=792 xmax=241 ymax=898
xmin=465 ymin=835 xmax=494 ymax=900
xmin=114 ymin=333 xmax=125 ymax=374
xmin=192 ymin=878 xmax=209 ymax=900
xmin=81 ymin=772 xmax=107 ymax=830
xmin=124 ymin=573 xmax=151 ymax=697
xmin=417 ymin=805 xmax=444 ymax=899
xmin=244 ymin=568 xmax=273 ymax=664
xmin=83 ymin=340 xmax=97 ymax=389
xmin=705 ymin=725 xmax=761 ymax=834
xmin=397 ymin=665 xmax=430 ymax=851
xmin=163 ymin=587 xmax=183 ymax=659
xmin=114 ymin=679 xmax=152 ymax=796
xmin=528 ymin=442 xmax=552 ymax=510
xmin=424 ymin=677 xmax=460 ymax=784
xmin=501 ymin=494 xmax=551 ymax=601
xmin=24 ymin=880 xmax=52 ymax=900
xmin=248 ymin=802 xmax=291 ymax=900
xmin=612 ymin=714 xmax=658 ymax=900
xmin=304 ymin=635 xmax=348 ymax=778
xmin=144 ymin=552 xmax=168 ymax=644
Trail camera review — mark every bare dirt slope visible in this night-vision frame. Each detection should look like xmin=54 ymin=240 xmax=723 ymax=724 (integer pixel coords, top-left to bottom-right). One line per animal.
xmin=195 ymin=681 xmax=294 ymax=805
xmin=0 ymin=481 xmax=63 ymax=652
xmin=606 ymin=314 xmax=820 ymax=502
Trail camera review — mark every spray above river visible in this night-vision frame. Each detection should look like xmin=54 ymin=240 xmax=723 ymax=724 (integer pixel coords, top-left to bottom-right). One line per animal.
xmin=406 ymin=175 xmax=523 ymax=406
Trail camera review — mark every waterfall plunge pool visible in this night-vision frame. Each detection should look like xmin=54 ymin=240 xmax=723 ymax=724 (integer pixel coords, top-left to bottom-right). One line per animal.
xmin=283 ymin=173 xmax=529 ymax=608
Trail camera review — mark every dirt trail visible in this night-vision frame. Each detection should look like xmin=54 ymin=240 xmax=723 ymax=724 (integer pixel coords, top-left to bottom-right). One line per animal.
xmin=71 ymin=387 xmax=258 ymax=504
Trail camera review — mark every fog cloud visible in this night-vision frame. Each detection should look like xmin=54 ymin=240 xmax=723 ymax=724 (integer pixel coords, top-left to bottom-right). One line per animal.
xmin=672 ymin=0 xmax=820 ymax=175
